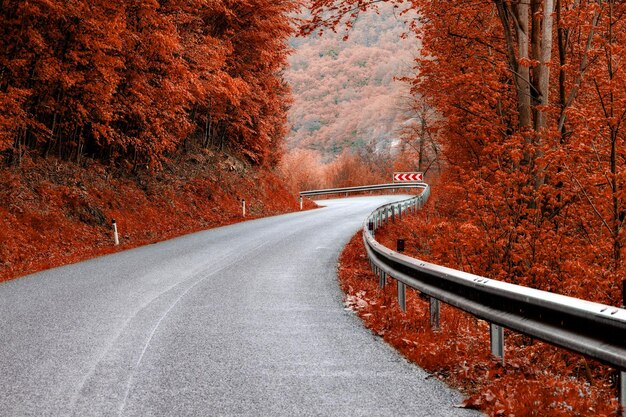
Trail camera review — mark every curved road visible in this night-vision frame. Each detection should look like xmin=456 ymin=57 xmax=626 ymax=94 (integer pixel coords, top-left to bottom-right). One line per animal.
xmin=0 ymin=196 xmax=479 ymax=417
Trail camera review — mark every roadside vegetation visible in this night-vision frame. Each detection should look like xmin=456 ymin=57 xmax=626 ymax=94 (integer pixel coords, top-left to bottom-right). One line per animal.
xmin=0 ymin=1 xmax=306 ymax=282
xmin=308 ymin=3 xmax=626 ymax=411
xmin=0 ymin=149 xmax=316 ymax=282
xmin=339 ymin=222 xmax=621 ymax=416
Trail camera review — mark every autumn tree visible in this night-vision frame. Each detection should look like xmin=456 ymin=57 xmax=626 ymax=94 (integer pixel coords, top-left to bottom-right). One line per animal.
xmin=394 ymin=96 xmax=441 ymax=175
xmin=0 ymin=0 xmax=297 ymax=169
xmin=306 ymin=0 xmax=626 ymax=305
xmin=280 ymin=148 xmax=328 ymax=193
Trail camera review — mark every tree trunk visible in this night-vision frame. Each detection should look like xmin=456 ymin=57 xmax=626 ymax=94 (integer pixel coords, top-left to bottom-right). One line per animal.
xmin=533 ymin=0 xmax=556 ymax=189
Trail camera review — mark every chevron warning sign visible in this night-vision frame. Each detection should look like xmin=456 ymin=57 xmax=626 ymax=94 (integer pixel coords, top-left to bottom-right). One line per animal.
xmin=393 ymin=172 xmax=423 ymax=182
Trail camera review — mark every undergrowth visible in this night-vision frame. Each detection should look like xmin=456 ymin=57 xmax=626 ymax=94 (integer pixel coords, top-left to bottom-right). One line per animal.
xmin=338 ymin=231 xmax=621 ymax=416
xmin=1 ymin=151 xmax=315 ymax=282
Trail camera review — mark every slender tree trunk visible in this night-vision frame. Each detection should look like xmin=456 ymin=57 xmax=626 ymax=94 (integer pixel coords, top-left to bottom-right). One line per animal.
xmin=418 ymin=109 xmax=426 ymax=172
xmin=556 ymin=0 xmax=569 ymax=144
xmin=204 ymin=106 xmax=212 ymax=148
xmin=77 ymin=126 xmax=84 ymax=164
xmin=533 ymin=0 xmax=556 ymax=189
xmin=219 ymin=125 xmax=226 ymax=151
xmin=607 ymin=0 xmax=621 ymax=270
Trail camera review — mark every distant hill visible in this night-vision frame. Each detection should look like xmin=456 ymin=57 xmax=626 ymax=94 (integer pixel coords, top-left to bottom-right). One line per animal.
xmin=285 ymin=4 xmax=418 ymax=160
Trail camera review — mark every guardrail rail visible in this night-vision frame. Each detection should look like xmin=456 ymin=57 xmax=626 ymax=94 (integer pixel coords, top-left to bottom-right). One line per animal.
xmin=302 ymin=182 xmax=626 ymax=412
xmin=355 ymin=184 xmax=626 ymax=413
xmin=300 ymin=182 xmax=427 ymax=198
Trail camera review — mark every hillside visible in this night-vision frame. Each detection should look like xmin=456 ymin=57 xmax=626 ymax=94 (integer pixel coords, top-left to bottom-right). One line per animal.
xmin=0 ymin=151 xmax=308 ymax=282
xmin=285 ymin=4 xmax=418 ymax=160
xmin=0 ymin=1 xmax=307 ymax=281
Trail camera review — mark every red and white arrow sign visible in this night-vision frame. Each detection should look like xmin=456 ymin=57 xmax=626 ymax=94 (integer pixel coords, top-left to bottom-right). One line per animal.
xmin=393 ymin=172 xmax=423 ymax=182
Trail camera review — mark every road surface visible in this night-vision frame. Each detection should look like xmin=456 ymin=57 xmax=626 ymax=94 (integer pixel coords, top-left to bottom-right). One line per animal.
xmin=0 ymin=196 xmax=480 ymax=416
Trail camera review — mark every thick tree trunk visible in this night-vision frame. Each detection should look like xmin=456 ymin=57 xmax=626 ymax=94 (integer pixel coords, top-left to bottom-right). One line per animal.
xmin=535 ymin=0 xmax=554 ymax=132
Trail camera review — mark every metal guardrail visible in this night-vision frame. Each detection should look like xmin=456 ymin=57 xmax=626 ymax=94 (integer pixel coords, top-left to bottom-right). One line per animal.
xmin=357 ymin=184 xmax=626 ymax=410
xmin=300 ymin=182 xmax=427 ymax=197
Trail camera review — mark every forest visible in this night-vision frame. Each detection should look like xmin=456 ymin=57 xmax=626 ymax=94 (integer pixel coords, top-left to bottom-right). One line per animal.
xmin=282 ymin=3 xmax=440 ymax=194
xmin=0 ymin=0 xmax=304 ymax=281
xmin=0 ymin=0 xmax=297 ymax=168
xmin=285 ymin=6 xmax=417 ymax=159
xmin=306 ymin=0 xmax=626 ymax=306
xmin=5 ymin=0 xmax=623 ymax=308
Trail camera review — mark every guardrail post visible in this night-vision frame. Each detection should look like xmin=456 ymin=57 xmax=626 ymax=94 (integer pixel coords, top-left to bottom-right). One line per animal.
xmin=397 ymin=281 xmax=406 ymax=311
xmin=618 ymin=369 xmax=626 ymax=417
xmin=391 ymin=206 xmax=395 ymax=222
xmin=379 ymin=270 xmax=386 ymax=288
xmin=490 ymin=323 xmax=505 ymax=364
xmin=429 ymin=297 xmax=440 ymax=330
xmin=398 ymin=204 xmax=402 ymax=220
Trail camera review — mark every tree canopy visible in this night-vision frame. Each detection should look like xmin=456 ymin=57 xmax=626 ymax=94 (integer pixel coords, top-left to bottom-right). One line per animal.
xmin=306 ymin=0 xmax=626 ymax=306
xmin=0 ymin=0 xmax=298 ymax=169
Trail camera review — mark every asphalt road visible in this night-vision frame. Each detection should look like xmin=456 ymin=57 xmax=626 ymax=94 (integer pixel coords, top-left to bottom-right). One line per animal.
xmin=0 ymin=196 xmax=480 ymax=417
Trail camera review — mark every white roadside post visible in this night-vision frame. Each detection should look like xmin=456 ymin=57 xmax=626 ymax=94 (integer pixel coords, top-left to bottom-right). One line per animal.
xmin=242 ymin=199 xmax=246 ymax=217
xmin=300 ymin=196 xmax=303 ymax=210
xmin=112 ymin=219 xmax=119 ymax=246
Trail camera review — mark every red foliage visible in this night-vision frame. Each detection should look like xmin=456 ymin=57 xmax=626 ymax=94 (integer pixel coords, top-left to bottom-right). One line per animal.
xmin=339 ymin=231 xmax=621 ymax=416
xmin=0 ymin=0 xmax=297 ymax=167
xmin=280 ymin=147 xmax=393 ymax=193
xmin=0 ymin=152 xmax=307 ymax=282
xmin=306 ymin=0 xmax=626 ymax=333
